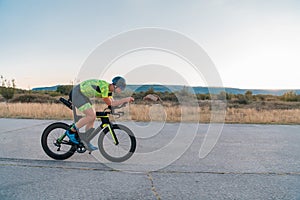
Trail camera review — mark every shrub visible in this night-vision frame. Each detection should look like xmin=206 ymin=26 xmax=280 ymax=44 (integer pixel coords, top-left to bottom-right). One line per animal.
xmin=0 ymin=76 xmax=16 ymax=101
xmin=0 ymin=87 xmax=14 ymax=101
xmin=281 ymin=91 xmax=299 ymax=102
xmin=10 ymin=94 xmax=59 ymax=103
xmin=57 ymin=85 xmax=73 ymax=95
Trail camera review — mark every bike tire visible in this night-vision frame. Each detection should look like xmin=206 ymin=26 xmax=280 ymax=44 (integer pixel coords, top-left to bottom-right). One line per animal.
xmin=41 ymin=122 xmax=76 ymax=160
xmin=98 ymin=124 xmax=136 ymax=162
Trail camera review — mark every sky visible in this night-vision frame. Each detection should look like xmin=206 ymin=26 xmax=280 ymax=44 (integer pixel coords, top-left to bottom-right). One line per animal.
xmin=0 ymin=0 xmax=299 ymax=90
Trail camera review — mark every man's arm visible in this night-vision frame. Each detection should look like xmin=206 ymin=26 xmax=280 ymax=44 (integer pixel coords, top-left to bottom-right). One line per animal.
xmin=103 ymin=97 xmax=134 ymax=106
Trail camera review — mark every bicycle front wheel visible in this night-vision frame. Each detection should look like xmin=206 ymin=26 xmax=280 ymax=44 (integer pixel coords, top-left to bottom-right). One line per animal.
xmin=98 ymin=124 xmax=136 ymax=162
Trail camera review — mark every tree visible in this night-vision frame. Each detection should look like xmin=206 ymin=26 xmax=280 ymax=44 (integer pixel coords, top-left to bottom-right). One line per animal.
xmin=282 ymin=91 xmax=298 ymax=102
xmin=245 ymin=90 xmax=253 ymax=101
xmin=145 ymin=87 xmax=155 ymax=95
xmin=56 ymin=85 xmax=73 ymax=95
xmin=236 ymin=94 xmax=248 ymax=104
xmin=180 ymin=86 xmax=191 ymax=96
xmin=0 ymin=75 xmax=16 ymax=101
xmin=197 ymin=93 xmax=210 ymax=100
xmin=217 ymin=91 xmax=227 ymax=100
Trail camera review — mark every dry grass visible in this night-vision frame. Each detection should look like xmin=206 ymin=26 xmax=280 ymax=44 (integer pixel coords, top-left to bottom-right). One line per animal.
xmin=225 ymin=108 xmax=300 ymax=124
xmin=128 ymin=105 xmax=300 ymax=124
xmin=1 ymin=102 xmax=300 ymax=124
xmin=0 ymin=102 xmax=72 ymax=119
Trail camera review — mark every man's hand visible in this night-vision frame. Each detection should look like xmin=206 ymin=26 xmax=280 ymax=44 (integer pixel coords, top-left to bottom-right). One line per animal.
xmin=125 ymin=97 xmax=134 ymax=103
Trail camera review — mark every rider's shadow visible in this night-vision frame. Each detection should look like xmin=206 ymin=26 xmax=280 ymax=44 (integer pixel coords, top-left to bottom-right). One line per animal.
xmin=43 ymin=158 xmax=113 ymax=171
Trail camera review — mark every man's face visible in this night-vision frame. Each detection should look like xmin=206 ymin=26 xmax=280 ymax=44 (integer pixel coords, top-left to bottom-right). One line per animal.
xmin=115 ymin=87 xmax=122 ymax=93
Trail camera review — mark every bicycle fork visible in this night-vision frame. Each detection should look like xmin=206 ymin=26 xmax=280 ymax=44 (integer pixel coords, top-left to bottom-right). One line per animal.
xmin=102 ymin=123 xmax=119 ymax=145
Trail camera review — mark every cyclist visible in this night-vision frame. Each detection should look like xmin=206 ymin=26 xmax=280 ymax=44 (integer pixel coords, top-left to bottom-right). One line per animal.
xmin=65 ymin=76 xmax=134 ymax=150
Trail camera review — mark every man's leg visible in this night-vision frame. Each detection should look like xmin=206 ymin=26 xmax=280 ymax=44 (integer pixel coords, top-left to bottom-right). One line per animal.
xmin=75 ymin=107 xmax=96 ymax=130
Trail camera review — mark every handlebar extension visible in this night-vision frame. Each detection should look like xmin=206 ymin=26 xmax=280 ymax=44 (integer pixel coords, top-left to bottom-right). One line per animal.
xmin=59 ymin=97 xmax=72 ymax=110
xmin=107 ymin=102 xmax=127 ymax=114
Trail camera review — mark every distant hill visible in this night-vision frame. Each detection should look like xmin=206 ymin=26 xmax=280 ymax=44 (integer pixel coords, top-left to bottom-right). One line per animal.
xmin=126 ymin=85 xmax=300 ymax=96
xmin=32 ymin=85 xmax=59 ymax=91
xmin=32 ymin=84 xmax=300 ymax=96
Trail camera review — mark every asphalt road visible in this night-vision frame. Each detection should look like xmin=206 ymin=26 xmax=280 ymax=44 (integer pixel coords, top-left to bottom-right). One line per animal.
xmin=0 ymin=118 xmax=299 ymax=200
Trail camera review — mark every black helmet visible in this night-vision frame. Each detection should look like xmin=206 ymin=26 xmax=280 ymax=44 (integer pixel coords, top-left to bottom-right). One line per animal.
xmin=112 ymin=76 xmax=126 ymax=91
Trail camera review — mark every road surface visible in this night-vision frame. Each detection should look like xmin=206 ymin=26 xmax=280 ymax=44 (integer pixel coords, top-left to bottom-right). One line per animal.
xmin=0 ymin=118 xmax=299 ymax=200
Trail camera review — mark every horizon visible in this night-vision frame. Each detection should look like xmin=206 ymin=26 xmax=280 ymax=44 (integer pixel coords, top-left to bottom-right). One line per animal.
xmin=30 ymin=83 xmax=300 ymax=92
xmin=8 ymin=79 xmax=300 ymax=91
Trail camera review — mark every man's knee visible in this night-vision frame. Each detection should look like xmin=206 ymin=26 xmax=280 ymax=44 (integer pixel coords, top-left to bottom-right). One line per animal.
xmin=87 ymin=113 xmax=96 ymax=122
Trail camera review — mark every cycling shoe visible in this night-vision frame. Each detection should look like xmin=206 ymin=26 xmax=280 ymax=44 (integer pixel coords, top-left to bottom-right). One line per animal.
xmin=87 ymin=143 xmax=98 ymax=151
xmin=81 ymin=140 xmax=98 ymax=151
xmin=65 ymin=130 xmax=79 ymax=144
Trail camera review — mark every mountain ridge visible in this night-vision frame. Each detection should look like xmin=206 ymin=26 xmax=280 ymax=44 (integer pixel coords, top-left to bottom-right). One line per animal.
xmin=32 ymin=84 xmax=300 ymax=96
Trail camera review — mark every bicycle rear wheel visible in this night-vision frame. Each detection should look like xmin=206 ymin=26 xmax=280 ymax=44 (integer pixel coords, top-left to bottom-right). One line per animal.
xmin=41 ymin=122 xmax=76 ymax=160
xmin=98 ymin=124 xmax=136 ymax=162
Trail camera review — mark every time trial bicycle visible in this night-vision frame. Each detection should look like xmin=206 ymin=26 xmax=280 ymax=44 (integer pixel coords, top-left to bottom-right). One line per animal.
xmin=41 ymin=97 xmax=136 ymax=162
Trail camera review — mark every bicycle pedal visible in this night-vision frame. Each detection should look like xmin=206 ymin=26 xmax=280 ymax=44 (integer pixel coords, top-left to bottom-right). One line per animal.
xmin=76 ymin=143 xmax=86 ymax=153
xmin=76 ymin=147 xmax=86 ymax=153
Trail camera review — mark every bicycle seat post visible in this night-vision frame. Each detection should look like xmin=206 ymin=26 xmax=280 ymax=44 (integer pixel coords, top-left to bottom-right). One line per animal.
xmin=73 ymin=108 xmax=79 ymax=122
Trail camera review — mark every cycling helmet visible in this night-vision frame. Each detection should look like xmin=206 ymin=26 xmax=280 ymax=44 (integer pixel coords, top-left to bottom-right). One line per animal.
xmin=112 ymin=76 xmax=126 ymax=91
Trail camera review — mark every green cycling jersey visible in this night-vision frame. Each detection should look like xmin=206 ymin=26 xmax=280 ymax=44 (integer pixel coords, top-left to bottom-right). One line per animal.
xmin=79 ymin=79 xmax=110 ymax=98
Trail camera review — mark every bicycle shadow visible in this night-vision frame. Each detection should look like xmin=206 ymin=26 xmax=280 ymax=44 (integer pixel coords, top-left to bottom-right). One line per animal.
xmin=0 ymin=157 xmax=113 ymax=172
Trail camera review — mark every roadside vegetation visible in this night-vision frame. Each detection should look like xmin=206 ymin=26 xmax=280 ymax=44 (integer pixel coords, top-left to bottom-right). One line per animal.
xmin=0 ymin=81 xmax=300 ymax=124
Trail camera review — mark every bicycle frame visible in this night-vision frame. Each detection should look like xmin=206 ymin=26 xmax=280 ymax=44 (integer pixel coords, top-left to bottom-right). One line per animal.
xmin=59 ymin=97 xmax=120 ymax=146
xmin=80 ymin=115 xmax=119 ymax=146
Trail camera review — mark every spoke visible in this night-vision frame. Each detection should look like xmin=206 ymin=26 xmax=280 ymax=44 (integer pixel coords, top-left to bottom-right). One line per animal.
xmin=47 ymin=128 xmax=72 ymax=154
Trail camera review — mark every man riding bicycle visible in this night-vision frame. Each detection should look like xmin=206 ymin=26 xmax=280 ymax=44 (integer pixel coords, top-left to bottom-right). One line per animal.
xmin=65 ymin=76 xmax=134 ymax=150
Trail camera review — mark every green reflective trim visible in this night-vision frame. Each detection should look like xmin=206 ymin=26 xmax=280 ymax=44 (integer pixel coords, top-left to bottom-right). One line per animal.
xmin=103 ymin=124 xmax=117 ymax=145
xmin=97 ymin=116 xmax=108 ymax=118
xmin=78 ymin=103 xmax=92 ymax=111
xmin=57 ymin=134 xmax=66 ymax=143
